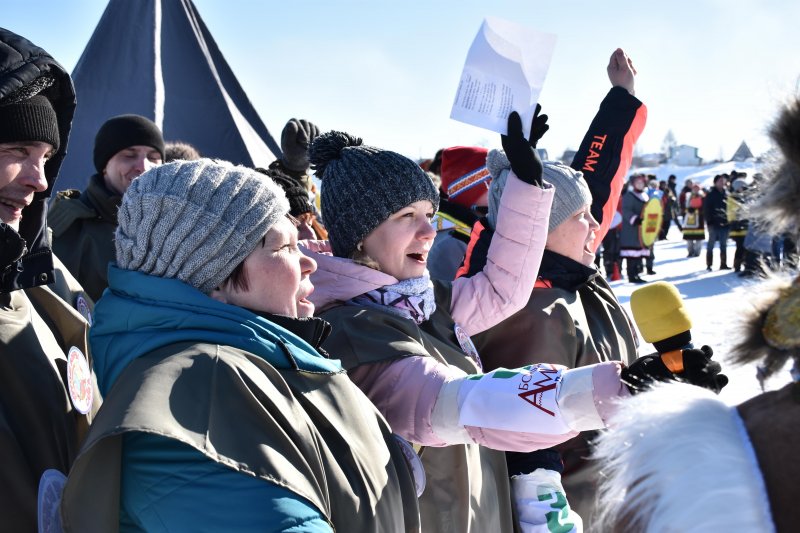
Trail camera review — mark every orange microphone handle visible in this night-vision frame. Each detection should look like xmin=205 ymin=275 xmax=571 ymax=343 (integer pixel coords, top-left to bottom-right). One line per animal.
xmin=660 ymin=349 xmax=685 ymax=374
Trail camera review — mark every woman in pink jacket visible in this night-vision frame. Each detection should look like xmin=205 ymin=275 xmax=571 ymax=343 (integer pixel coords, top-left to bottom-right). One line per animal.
xmin=302 ymin=112 xmax=639 ymax=532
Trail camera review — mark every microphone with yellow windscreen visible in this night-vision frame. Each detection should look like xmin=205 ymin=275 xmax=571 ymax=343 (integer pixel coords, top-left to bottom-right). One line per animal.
xmin=630 ymin=281 xmax=693 ymax=374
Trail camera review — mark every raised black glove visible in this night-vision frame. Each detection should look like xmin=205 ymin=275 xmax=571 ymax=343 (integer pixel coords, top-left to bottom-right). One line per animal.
xmin=281 ymin=118 xmax=320 ymax=173
xmin=528 ymin=104 xmax=550 ymax=149
xmin=622 ymin=345 xmax=728 ymax=394
xmin=633 ymin=215 xmax=643 ymax=226
xmin=500 ymin=104 xmax=549 ymax=187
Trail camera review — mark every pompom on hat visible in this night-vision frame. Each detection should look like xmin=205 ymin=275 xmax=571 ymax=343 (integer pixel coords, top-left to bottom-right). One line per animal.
xmin=309 ymin=131 xmax=439 ymax=259
xmin=115 ymin=159 xmax=289 ymax=293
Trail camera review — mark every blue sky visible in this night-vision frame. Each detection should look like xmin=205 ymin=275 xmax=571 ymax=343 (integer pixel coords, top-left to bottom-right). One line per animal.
xmin=4 ymin=0 xmax=800 ymax=163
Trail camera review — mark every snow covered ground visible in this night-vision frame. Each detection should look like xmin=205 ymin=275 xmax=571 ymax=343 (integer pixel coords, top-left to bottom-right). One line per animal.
xmin=610 ymin=224 xmax=793 ymax=406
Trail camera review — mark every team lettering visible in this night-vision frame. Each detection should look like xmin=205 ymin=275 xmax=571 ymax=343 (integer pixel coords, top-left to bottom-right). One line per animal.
xmin=582 ymin=134 xmax=608 ymax=173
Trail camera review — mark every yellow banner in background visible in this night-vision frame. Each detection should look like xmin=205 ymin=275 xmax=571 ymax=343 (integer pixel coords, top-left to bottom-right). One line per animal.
xmin=640 ymin=198 xmax=664 ymax=248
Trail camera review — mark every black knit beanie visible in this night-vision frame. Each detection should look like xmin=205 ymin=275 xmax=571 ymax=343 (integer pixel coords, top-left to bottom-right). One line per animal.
xmin=93 ymin=114 xmax=165 ymax=173
xmin=0 ymin=95 xmax=60 ymax=151
xmin=255 ymin=167 xmax=313 ymax=217
xmin=309 ymin=131 xmax=439 ymax=258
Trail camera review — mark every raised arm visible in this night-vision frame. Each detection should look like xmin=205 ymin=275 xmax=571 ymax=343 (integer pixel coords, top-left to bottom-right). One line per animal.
xmin=571 ymin=48 xmax=648 ymax=246
xmin=450 ymin=109 xmax=554 ymax=336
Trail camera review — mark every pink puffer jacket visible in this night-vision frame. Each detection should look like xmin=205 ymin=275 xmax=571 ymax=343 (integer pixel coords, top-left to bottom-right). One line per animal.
xmin=303 ymin=173 xmax=628 ymax=450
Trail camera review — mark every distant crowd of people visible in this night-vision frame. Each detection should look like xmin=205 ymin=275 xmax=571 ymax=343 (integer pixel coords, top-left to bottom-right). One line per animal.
xmin=594 ymin=168 xmax=796 ymax=283
xmin=1 ymin=24 xmax=795 ymax=533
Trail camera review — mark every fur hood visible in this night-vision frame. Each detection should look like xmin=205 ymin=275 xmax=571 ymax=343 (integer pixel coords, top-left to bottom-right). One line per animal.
xmin=746 ymin=98 xmax=800 ymax=238
xmin=592 ymin=381 xmax=775 ymax=532
xmin=731 ymin=96 xmax=800 ymax=377
xmin=730 ymin=272 xmax=799 ymax=377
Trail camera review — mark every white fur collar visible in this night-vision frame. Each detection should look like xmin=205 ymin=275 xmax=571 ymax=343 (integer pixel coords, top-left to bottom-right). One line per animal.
xmin=592 ymin=382 xmax=775 ymax=532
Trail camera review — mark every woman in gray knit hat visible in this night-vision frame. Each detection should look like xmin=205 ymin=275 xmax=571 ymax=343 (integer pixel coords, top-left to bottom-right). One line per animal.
xmin=59 ymin=159 xmax=421 ymax=531
xmin=464 ymin=152 xmax=635 ymax=528
xmin=454 ymin=48 xmax=726 ymax=528
xmin=303 ymin=109 xmax=667 ymax=532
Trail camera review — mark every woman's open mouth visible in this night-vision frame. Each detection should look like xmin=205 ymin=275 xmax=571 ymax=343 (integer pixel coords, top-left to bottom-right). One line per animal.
xmin=407 ymin=252 xmax=427 ymax=264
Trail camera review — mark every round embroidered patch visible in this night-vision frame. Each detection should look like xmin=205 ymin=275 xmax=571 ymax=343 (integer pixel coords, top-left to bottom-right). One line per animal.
xmin=75 ymin=295 xmax=92 ymax=326
xmin=454 ymin=323 xmax=482 ymax=371
xmin=67 ymin=346 xmax=93 ymax=415
xmin=38 ymin=469 xmax=67 ymax=533
xmin=393 ymin=435 xmax=426 ymax=497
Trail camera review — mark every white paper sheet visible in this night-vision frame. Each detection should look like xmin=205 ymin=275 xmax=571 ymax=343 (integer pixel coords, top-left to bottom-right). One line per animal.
xmin=450 ymin=17 xmax=557 ymax=138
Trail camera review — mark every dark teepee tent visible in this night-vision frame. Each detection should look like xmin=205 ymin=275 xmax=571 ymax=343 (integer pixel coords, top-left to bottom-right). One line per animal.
xmin=730 ymin=140 xmax=754 ymax=162
xmin=56 ymin=0 xmax=280 ymax=191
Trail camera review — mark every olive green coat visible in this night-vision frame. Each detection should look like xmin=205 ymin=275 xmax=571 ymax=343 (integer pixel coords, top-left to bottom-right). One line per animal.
xmin=49 ymin=174 xmax=120 ymax=301
xmin=0 ymin=285 xmax=100 ymax=531
xmin=61 ymin=341 xmax=420 ymax=532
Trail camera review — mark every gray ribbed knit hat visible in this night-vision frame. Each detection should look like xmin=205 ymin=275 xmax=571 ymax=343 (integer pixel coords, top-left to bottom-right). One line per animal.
xmin=487 ymin=149 xmax=591 ymax=232
xmin=309 ymin=131 xmax=439 ymax=258
xmin=115 ymin=158 xmax=289 ymax=293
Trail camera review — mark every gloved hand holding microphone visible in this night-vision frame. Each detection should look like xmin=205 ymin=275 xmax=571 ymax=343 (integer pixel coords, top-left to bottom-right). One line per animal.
xmin=623 ymin=281 xmax=729 ymax=393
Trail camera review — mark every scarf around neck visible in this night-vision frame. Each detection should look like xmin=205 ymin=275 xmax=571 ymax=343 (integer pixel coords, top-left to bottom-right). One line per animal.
xmin=348 ymin=272 xmax=436 ymax=324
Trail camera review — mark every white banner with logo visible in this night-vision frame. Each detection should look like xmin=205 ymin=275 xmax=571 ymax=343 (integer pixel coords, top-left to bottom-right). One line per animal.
xmin=458 ymin=364 xmax=572 ymax=435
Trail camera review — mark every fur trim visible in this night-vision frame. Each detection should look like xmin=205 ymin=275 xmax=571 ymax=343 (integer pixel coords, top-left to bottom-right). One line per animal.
xmin=730 ymin=272 xmax=799 ymax=376
xmin=733 ymin=96 xmax=800 ymax=378
xmin=746 ymin=97 xmax=800 ymax=237
xmin=771 ymin=96 xmax=800 ymax=169
xmin=593 ymin=382 xmax=774 ymax=532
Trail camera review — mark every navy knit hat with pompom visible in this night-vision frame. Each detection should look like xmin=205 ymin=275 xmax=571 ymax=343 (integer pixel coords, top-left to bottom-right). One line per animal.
xmin=309 ymin=131 xmax=439 ymax=258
